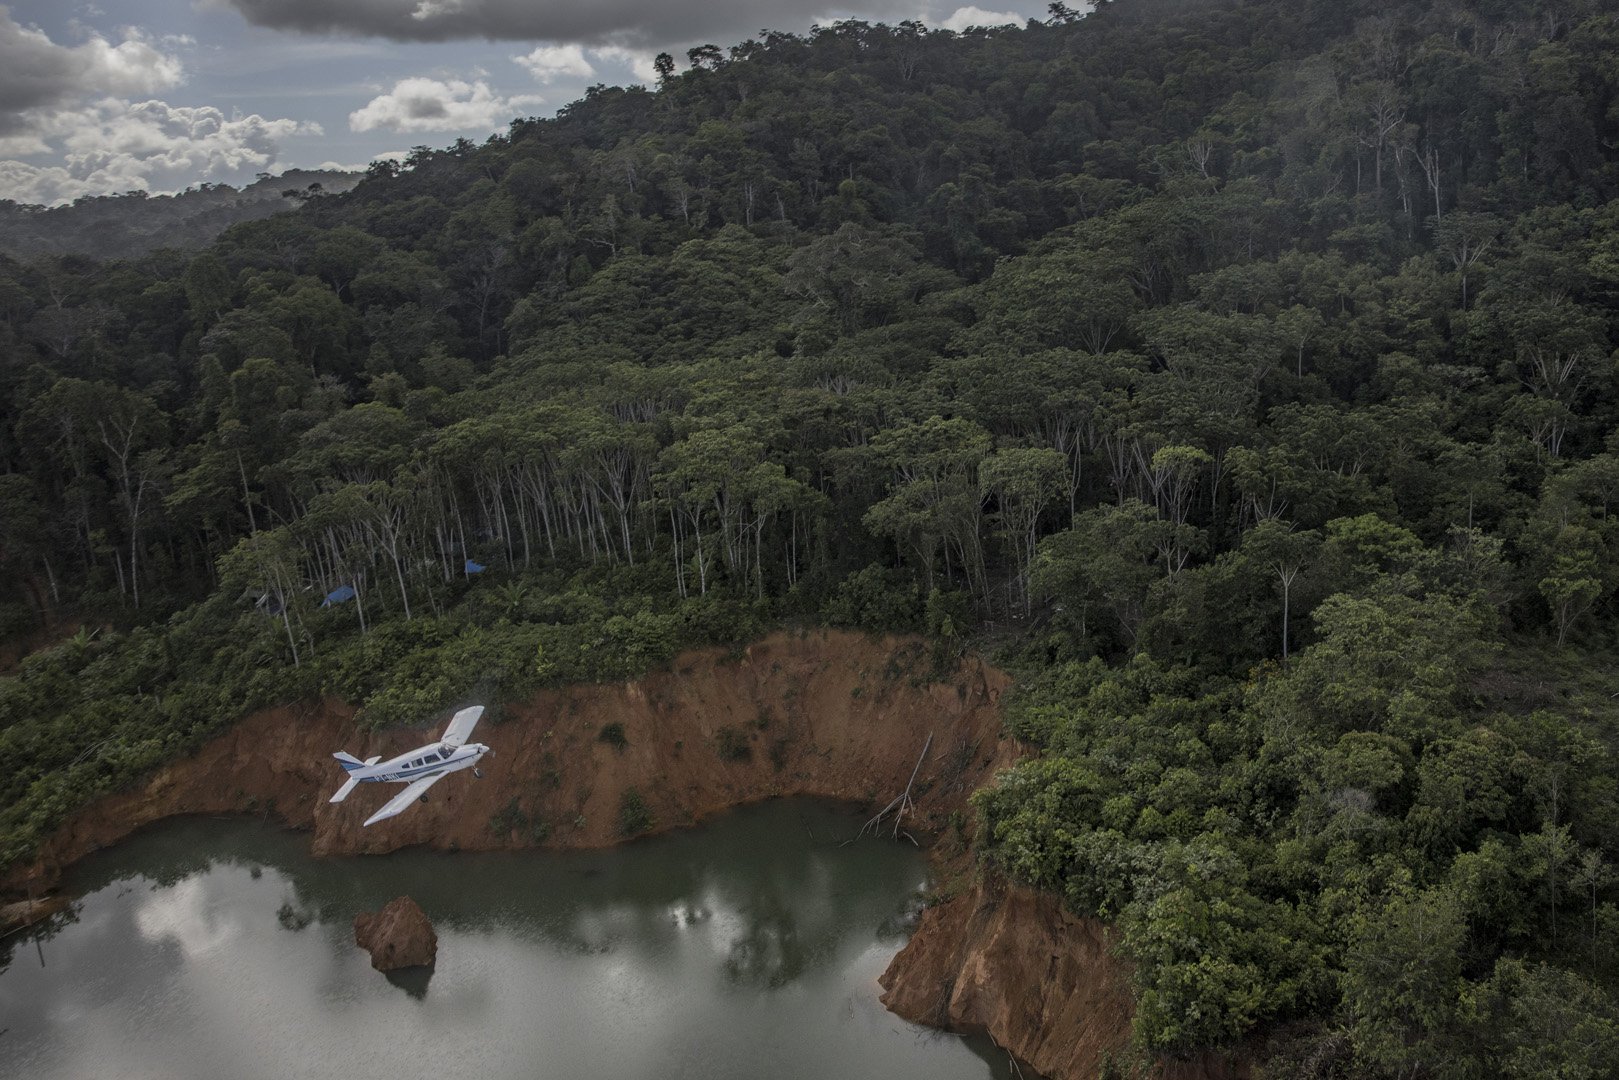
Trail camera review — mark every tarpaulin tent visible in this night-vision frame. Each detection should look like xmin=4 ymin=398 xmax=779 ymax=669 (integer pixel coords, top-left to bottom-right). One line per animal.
xmin=322 ymin=584 xmax=357 ymax=606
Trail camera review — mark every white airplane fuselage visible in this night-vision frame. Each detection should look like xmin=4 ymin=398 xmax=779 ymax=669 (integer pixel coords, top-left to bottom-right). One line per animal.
xmin=349 ymin=742 xmax=489 ymax=784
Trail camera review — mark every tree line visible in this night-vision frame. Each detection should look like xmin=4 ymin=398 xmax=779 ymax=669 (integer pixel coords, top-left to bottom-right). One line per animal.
xmin=5 ymin=0 xmax=1619 ymax=1073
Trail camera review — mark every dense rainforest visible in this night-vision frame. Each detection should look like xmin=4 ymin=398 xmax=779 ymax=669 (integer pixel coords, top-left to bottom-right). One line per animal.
xmin=5 ymin=0 xmax=1619 ymax=1072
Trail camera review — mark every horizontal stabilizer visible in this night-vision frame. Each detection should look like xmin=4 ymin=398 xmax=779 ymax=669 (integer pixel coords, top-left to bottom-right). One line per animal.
xmin=329 ymin=776 xmax=361 ymax=804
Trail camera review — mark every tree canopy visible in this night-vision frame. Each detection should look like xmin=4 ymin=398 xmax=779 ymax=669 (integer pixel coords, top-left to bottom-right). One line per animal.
xmin=7 ymin=0 xmax=1619 ymax=1072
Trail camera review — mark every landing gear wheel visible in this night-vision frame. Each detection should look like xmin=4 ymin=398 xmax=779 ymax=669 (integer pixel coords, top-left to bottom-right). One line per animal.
xmin=474 ymin=768 xmax=484 ymax=779
xmin=419 ymin=794 xmax=428 ymax=803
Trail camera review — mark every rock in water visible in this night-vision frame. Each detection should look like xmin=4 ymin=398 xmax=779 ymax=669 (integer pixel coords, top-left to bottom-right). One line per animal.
xmin=354 ymin=896 xmax=438 ymax=971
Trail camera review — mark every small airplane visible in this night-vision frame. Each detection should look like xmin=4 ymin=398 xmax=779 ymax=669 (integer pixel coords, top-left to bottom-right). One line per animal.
xmin=329 ymin=705 xmax=492 ymax=827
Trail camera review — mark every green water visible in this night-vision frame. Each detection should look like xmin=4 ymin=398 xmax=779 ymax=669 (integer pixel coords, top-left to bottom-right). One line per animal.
xmin=0 ymin=800 xmax=1009 ymax=1080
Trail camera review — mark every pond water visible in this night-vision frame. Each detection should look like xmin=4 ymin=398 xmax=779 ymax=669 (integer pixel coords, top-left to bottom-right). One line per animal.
xmin=0 ymin=800 xmax=1009 ymax=1080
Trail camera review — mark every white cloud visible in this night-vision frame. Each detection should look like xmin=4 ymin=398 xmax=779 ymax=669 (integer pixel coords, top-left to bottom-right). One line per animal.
xmin=513 ymin=44 xmax=596 ymax=84
xmin=309 ymin=149 xmax=407 ymax=172
xmin=938 ymin=6 xmax=1025 ymax=30
xmin=348 ymin=77 xmax=543 ymax=133
xmin=91 ymin=30 xmax=185 ymax=88
xmin=0 ymin=98 xmax=320 ymax=206
xmin=62 ymin=98 xmax=318 ymax=162
xmin=411 ymin=0 xmax=467 ymax=20
xmin=0 ymin=128 xmax=50 ymax=158
xmin=0 ymin=10 xmax=184 ymax=124
xmin=590 ymin=45 xmax=660 ymax=85
xmin=512 ymin=40 xmax=660 ymax=87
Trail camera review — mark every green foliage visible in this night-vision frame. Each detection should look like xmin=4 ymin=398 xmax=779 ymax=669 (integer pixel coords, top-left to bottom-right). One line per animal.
xmin=597 ymin=722 xmax=627 ymax=750
xmin=823 ymin=565 xmax=923 ymax=634
xmin=617 ymin=788 xmax=653 ymax=837
xmin=978 ymin=571 xmax=1619 ymax=1064
xmin=11 ymin=3 xmax=1619 ymax=1071
xmin=924 ymin=587 xmax=971 ymax=644
xmin=1465 ymin=958 xmax=1619 ymax=1079
xmin=489 ymin=797 xmax=528 ymax=837
xmin=319 ymin=618 xmax=551 ymax=729
xmin=1125 ymin=859 xmax=1328 ymax=1054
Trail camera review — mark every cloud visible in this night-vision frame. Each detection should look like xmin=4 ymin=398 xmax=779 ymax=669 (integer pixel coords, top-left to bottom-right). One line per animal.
xmin=410 ymin=0 xmax=466 ymax=19
xmin=0 ymin=98 xmax=320 ymax=205
xmin=513 ymin=43 xmax=595 ymax=83
xmin=938 ymin=6 xmax=1026 ymax=30
xmin=348 ymin=76 xmax=543 ymax=133
xmin=590 ymin=45 xmax=660 ymax=84
xmin=306 ymin=149 xmax=407 ymax=172
xmin=209 ymin=0 xmax=923 ymax=48
xmin=512 ymin=43 xmax=661 ymax=85
xmin=0 ymin=9 xmax=184 ymax=132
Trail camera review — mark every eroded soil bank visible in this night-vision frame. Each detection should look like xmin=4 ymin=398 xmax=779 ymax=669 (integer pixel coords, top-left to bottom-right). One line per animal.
xmin=881 ymin=874 xmax=1246 ymax=1080
xmin=5 ymin=630 xmax=1013 ymax=889
xmin=2 ymin=628 xmax=1234 ymax=1080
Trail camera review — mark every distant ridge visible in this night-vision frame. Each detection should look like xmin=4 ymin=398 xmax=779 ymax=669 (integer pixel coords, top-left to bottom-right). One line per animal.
xmin=0 ymin=169 xmax=363 ymax=261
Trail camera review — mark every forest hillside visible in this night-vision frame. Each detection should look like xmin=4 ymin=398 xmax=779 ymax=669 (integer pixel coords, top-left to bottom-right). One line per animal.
xmin=5 ymin=0 xmax=1619 ymax=1072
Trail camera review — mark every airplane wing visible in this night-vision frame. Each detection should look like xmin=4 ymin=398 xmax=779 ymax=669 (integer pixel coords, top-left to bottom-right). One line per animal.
xmin=363 ymin=771 xmax=448 ymax=827
xmin=439 ymin=705 xmax=485 ymax=749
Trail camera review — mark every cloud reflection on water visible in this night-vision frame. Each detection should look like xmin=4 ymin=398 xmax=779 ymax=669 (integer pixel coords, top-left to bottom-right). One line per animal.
xmin=1 ymin=802 xmax=1011 ymax=1080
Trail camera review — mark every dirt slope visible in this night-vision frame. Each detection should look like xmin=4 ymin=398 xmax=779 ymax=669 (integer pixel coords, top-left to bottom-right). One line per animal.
xmin=882 ymin=875 xmax=1246 ymax=1080
xmin=7 ymin=630 xmax=1013 ymax=883
xmin=882 ymin=874 xmax=1135 ymax=1076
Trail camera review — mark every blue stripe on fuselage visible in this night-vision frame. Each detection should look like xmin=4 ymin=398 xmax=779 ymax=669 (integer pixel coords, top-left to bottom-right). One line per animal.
xmin=360 ymin=760 xmax=458 ymax=783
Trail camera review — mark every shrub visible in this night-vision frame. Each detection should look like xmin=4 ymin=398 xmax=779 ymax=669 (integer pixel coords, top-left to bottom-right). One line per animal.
xmin=598 ymin=721 xmax=627 ymax=749
xmin=0 ymin=601 xmax=37 ymax=639
xmin=489 ymin=796 xmax=528 ymax=835
xmin=618 ymin=788 xmax=653 ymax=836
xmin=822 ymin=564 xmax=923 ymax=633
xmin=679 ymin=593 xmax=770 ymax=648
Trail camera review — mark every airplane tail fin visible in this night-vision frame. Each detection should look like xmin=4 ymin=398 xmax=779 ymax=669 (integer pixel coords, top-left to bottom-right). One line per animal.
xmin=330 ymin=752 xmax=383 ymax=803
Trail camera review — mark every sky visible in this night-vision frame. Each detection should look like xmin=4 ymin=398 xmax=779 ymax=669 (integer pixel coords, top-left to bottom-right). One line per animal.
xmin=0 ymin=0 xmax=1049 ymax=207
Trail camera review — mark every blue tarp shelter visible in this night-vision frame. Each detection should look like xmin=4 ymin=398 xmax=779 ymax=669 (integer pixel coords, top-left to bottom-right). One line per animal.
xmin=322 ymin=584 xmax=357 ymax=606
xmin=465 ymin=560 xmax=486 ymax=574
